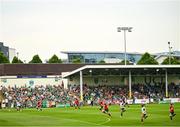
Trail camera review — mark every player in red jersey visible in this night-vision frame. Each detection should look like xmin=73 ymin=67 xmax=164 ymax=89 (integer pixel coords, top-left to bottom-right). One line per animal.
xmin=169 ymin=103 xmax=176 ymax=120
xmin=99 ymin=100 xmax=104 ymax=111
xmin=74 ymin=98 xmax=80 ymax=109
xmin=37 ymin=99 xmax=42 ymax=111
xmin=102 ymin=103 xmax=111 ymax=117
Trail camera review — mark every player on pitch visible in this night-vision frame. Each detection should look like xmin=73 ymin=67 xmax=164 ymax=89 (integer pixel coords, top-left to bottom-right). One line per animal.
xmin=141 ymin=104 xmax=148 ymax=123
xmin=102 ymin=103 xmax=112 ymax=117
xmin=169 ymin=103 xmax=176 ymax=120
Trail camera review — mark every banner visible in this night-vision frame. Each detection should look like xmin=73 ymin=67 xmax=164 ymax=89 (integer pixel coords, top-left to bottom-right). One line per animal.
xmin=17 ymin=75 xmax=47 ymax=78
xmin=126 ymin=99 xmax=150 ymax=104
xmin=162 ymin=98 xmax=180 ymax=103
xmin=127 ymin=99 xmax=133 ymax=104
xmin=42 ymin=101 xmax=56 ymax=108
xmin=135 ymin=99 xmax=149 ymax=104
xmin=56 ymin=104 xmax=70 ymax=108
xmin=159 ymin=98 xmax=171 ymax=104
xmin=170 ymin=98 xmax=180 ymax=103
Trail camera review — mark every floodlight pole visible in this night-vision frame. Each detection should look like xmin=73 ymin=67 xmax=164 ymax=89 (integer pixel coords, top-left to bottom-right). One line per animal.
xmin=129 ymin=70 xmax=132 ymax=99
xmin=117 ymin=27 xmax=132 ymax=65
xmin=124 ymin=30 xmax=127 ymax=65
xmin=17 ymin=52 xmax=19 ymax=59
xmin=168 ymin=42 xmax=171 ymax=65
xmin=80 ymin=71 xmax=83 ymax=101
xmin=165 ymin=69 xmax=168 ymax=97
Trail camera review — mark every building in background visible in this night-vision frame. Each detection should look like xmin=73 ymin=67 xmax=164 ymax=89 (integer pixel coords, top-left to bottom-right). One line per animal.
xmin=0 ymin=42 xmax=9 ymax=59
xmin=61 ymin=51 xmax=142 ymax=64
xmin=62 ymin=51 xmax=142 ymax=64
xmin=155 ymin=51 xmax=180 ymax=64
xmin=0 ymin=42 xmax=16 ymax=62
xmin=62 ymin=51 xmax=180 ymax=64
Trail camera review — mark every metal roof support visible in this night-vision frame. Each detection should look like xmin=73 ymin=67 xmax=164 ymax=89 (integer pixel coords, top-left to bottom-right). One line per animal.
xmin=80 ymin=70 xmax=83 ymax=101
xmin=165 ymin=69 xmax=168 ymax=97
xmin=129 ymin=70 xmax=132 ymax=99
xmin=62 ymin=65 xmax=180 ymax=78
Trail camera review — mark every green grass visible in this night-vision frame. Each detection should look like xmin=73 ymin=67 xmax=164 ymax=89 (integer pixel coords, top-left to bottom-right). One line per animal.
xmin=0 ymin=103 xmax=180 ymax=126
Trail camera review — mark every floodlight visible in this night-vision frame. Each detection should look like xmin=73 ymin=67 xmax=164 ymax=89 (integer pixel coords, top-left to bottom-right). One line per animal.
xmin=117 ymin=27 xmax=121 ymax=32
xmin=117 ymin=26 xmax=133 ymax=65
xmin=89 ymin=69 xmax=92 ymax=73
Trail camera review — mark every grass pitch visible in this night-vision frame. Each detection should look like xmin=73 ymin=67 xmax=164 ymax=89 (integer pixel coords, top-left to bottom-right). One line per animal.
xmin=0 ymin=103 xmax=179 ymax=127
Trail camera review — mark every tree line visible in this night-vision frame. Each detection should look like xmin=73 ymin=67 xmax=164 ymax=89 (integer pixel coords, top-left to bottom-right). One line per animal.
xmin=0 ymin=53 xmax=62 ymax=64
xmin=0 ymin=51 xmax=180 ymax=64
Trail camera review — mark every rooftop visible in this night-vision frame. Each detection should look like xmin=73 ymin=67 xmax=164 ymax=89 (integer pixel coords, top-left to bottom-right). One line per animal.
xmin=61 ymin=51 xmax=143 ymax=55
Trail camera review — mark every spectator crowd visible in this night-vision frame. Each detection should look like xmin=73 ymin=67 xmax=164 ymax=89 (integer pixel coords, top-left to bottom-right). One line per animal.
xmin=0 ymin=82 xmax=179 ymax=109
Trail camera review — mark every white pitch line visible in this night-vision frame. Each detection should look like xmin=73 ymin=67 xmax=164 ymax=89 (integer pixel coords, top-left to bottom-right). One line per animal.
xmin=98 ymin=117 xmax=111 ymax=126
xmin=62 ymin=118 xmax=100 ymax=126
xmin=62 ymin=117 xmax=111 ymax=127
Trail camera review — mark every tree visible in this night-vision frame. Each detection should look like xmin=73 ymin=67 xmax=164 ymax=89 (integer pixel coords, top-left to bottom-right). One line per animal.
xmin=12 ymin=56 xmax=23 ymax=63
xmin=29 ymin=55 xmax=42 ymax=63
xmin=161 ymin=57 xmax=180 ymax=65
xmin=18 ymin=59 xmax=24 ymax=63
xmin=72 ymin=58 xmax=82 ymax=64
xmin=48 ymin=54 xmax=62 ymax=63
xmin=0 ymin=52 xmax=9 ymax=63
xmin=98 ymin=60 xmax=106 ymax=64
xmin=12 ymin=56 xmax=18 ymax=63
xmin=137 ymin=52 xmax=158 ymax=65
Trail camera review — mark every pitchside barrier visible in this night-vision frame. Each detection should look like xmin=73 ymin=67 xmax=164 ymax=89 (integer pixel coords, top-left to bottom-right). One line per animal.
xmin=42 ymin=98 xmax=180 ymax=108
xmin=42 ymin=101 xmax=56 ymax=108
xmin=42 ymin=100 xmax=71 ymax=108
xmin=56 ymin=104 xmax=71 ymax=108
xmin=128 ymin=98 xmax=180 ymax=104
xmin=126 ymin=98 xmax=180 ymax=104
xmin=127 ymin=99 xmax=151 ymax=104
xmin=159 ymin=98 xmax=180 ymax=104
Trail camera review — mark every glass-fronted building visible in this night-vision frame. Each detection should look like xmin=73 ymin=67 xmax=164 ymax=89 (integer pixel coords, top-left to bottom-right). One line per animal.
xmin=61 ymin=51 xmax=143 ymax=64
xmin=0 ymin=42 xmax=16 ymax=62
xmin=155 ymin=51 xmax=180 ymax=63
xmin=0 ymin=42 xmax=9 ymax=59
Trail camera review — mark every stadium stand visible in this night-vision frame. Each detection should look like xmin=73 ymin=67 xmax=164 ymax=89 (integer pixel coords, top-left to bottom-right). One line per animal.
xmin=0 ymin=82 xmax=179 ymax=108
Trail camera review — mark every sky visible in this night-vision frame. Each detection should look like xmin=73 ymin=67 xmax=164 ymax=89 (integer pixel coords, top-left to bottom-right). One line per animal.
xmin=0 ymin=0 xmax=180 ymax=62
